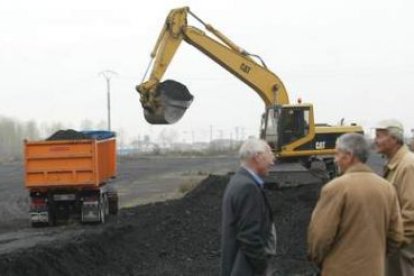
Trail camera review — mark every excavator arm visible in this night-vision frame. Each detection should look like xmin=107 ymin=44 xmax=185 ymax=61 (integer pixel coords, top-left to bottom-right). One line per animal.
xmin=136 ymin=7 xmax=289 ymax=124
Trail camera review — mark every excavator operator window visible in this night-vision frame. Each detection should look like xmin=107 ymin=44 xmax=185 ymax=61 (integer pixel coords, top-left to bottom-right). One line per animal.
xmin=279 ymin=107 xmax=309 ymax=146
xmin=263 ymin=108 xmax=279 ymax=149
xmin=303 ymin=110 xmax=310 ymax=135
xmin=260 ymin=113 xmax=266 ymax=139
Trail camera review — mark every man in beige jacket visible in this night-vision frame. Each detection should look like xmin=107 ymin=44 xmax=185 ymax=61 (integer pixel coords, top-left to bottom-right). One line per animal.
xmin=308 ymin=133 xmax=403 ymax=276
xmin=375 ymin=119 xmax=414 ymax=276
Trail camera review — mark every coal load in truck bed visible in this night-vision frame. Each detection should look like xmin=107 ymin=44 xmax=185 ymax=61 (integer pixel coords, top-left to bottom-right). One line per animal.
xmin=46 ymin=129 xmax=115 ymax=140
xmin=0 ymin=174 xmax=322 ymax=276
xmin=46 ymin=129 xmax=89 ymax=140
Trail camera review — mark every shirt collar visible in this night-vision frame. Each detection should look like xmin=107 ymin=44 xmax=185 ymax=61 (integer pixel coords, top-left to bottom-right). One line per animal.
xmin=242 ymin=165 xmax=264 ymax=187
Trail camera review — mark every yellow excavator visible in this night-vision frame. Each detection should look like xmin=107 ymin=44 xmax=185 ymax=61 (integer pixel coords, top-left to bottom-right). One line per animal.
xmin=136 ymin=7 xmax=363 ymax=184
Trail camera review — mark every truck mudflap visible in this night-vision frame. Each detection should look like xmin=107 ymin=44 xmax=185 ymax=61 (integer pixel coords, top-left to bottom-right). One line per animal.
xmin=81 ymin=200 xmax=100 ymax=222
xmin=81 ymin=193 xmax=108 ymax=223
xmin=30 ymin=196 xmax=50 ymax=226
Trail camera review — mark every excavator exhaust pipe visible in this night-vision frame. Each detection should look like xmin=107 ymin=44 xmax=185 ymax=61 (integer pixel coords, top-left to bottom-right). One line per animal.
xmin=143 ymin=80 xmax=194 ymax=124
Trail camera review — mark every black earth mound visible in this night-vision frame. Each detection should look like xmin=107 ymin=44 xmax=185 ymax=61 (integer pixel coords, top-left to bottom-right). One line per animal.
xmin=0 ymin=175 xmax=322 ymax=276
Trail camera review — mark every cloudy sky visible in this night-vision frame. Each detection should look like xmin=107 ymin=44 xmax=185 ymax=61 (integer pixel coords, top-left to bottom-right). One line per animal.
xmin=1 ymin=0 xmax=413 ymax=143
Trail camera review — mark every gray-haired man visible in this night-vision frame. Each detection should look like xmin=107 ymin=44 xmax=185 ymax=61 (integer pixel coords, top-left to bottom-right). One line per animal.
xmin=308 ymin=133 xmax=403 ymax=276
xmin=375 ymin=119 xmax=414 ymax=276
xmin=220 ymin=138 xmax=276 ymax=276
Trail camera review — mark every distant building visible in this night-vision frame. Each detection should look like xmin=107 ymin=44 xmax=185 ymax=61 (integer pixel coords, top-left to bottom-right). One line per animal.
xmin=209 ymin=139 xmax=241 ymax=151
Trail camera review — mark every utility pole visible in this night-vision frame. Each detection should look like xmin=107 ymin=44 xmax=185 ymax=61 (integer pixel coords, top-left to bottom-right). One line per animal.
xmin=99 ymin=70 xmax=118 ymax=131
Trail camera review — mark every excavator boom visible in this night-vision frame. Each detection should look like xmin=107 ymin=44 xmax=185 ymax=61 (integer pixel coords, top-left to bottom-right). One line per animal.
xmin=136 ymin=7 xmax=289 ymax=124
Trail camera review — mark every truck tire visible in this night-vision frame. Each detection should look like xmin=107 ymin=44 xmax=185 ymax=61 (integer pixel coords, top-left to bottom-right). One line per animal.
xmin=99 ymin=195 xmax=107 ymax=224
xmin=104 ymin=194 xmax=110 ymax=216
xmin=31 ymin=221 xmax=45 ymax=228
xmin=48 ymin=202 xmax=58 ymax=226
xmin=108 ymin=192 xmax=119 ymax=215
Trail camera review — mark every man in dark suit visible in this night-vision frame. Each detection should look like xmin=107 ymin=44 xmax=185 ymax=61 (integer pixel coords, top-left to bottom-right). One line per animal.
xmin=220 ymin=138 xmax=276 ymax=276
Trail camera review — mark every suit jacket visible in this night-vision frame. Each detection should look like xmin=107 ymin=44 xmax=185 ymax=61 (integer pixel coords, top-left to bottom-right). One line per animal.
xmin=220 ymin=167 xmax=273 ymax=276
xmin=307 ymin=163 xmax=403 ymax=276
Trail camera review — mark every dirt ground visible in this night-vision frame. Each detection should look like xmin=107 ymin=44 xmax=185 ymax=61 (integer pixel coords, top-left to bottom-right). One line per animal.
xmin=0 ymin=155 xmax=238 ymax=229
xmin=0 ymin=153 xmax=385 ymax=276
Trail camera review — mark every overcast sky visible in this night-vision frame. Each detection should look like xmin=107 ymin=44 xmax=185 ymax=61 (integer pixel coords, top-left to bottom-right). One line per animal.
xmin=1 ymin=0 xmax=413 ymax=143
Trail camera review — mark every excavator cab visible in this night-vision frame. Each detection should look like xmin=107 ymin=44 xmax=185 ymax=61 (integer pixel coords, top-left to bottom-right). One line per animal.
xmin=261 ymin=105 xmax=312 ymax=154
xmin=261 ymin=107 xmax=279 ymax=150
xmin=278 ymin=107 xmax=310 ymax=147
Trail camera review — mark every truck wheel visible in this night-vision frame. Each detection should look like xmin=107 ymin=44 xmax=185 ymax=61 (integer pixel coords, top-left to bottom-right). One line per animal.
xmin=48 ymin=205 xmax=56 ymax=226
xmin=104 ymin=194 xmax=109 ymax=216
xmin=99 ymin=194 xmax=108 ymax=224
xmin=108 ymin=192 xmax=119 ymax=215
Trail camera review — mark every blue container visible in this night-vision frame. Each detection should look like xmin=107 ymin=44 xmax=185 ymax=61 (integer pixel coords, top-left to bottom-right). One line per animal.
xmin=81 ymin=130 xmax=116 ymax=140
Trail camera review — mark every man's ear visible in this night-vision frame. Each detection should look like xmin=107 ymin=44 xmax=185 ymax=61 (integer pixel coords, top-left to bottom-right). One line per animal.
xmin=347 ymin=152 xmax=356 ymax=163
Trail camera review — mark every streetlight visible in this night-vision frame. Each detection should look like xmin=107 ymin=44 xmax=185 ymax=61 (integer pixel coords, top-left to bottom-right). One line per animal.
xmin=99 ymin=70 xmax=118 ymax=131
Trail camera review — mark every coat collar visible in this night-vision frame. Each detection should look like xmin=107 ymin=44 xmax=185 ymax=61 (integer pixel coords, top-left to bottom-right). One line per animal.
xmin=239 ymin=167 xmax=264 ymax=187
xmin=344 ymin=163 xmax=373 ymax=175
xmin=386 ymin=145 xmax=410 ymax=171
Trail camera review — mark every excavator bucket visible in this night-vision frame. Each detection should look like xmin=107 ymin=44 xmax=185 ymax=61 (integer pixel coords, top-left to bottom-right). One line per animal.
xmin=144 ymin=80 xmax=194 ymax=124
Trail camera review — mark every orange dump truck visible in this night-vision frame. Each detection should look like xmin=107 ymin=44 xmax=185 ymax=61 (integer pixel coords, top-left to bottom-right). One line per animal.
xmin=24 ymin=130 xmax=118 ymax=226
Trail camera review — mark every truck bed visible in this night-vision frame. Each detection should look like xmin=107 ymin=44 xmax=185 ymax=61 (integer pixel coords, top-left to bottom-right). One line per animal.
xmin=24 ymin=138 xmax=116 ymax=191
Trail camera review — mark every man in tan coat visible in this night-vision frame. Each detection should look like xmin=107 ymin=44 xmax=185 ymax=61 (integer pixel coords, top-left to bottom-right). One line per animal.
xmin=308 ymin=133 xmax=403 ymax=276
xmin=375 ymin=119 xmax=414 ymax=276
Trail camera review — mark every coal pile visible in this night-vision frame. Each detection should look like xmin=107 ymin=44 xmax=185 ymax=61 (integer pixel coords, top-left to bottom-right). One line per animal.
xmin=0 ymin=175 xmax=322 ymax=276
xmin=46 ymin=129 xmax=89 ymax=140
xmin=157 ymin=79 xmax=193 ymax=101
xmin=46 ymin=129 xmax=116 ymax=140
xmin=268 ymin=185 xmax=321 ymax=275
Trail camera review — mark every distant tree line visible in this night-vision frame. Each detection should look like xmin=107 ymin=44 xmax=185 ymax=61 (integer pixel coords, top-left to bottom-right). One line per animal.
xmin=0 ymin=116 xmax=39 ymax=161
xmin=0 ymin=116 xmax=106 ymax=162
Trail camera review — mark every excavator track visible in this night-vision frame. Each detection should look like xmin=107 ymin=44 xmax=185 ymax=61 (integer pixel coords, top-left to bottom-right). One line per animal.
xmin=264 ymin=162 xmax=330 ymax=189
